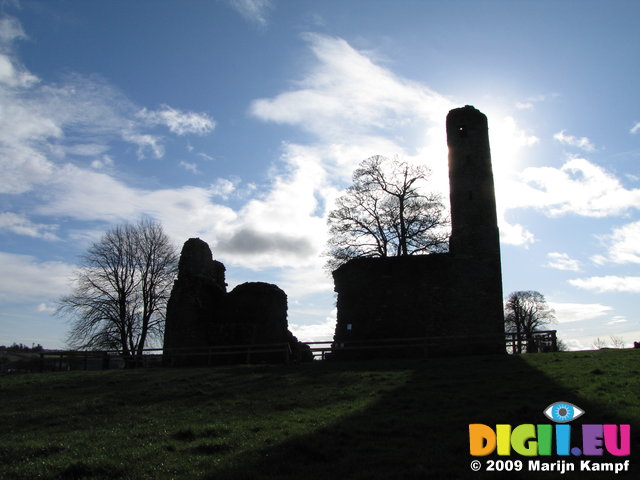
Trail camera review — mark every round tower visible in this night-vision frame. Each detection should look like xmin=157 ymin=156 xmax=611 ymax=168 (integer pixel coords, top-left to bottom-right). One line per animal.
xmin=446 ymin=105 xmax=504 ymax=354
xmin=446 ymin=105 xmax=500 ymax=258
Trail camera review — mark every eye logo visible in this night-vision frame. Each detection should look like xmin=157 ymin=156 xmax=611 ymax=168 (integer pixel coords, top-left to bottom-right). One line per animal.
xmin=543 ymin=401 xmax=585 ymax=423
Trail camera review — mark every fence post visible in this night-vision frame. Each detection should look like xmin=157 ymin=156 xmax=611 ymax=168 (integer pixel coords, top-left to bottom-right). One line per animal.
xmin=102 ymin=352 xmax=110 ymax=370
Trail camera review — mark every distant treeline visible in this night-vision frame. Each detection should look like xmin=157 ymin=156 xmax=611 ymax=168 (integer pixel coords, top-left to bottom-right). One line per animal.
xmin=0 ymin=343 xmax=44 ymax=352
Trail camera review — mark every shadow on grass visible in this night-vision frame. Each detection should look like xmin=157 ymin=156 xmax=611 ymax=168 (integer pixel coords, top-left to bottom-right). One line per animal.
xmin=206 ymin=353 xmax=639 ymax=480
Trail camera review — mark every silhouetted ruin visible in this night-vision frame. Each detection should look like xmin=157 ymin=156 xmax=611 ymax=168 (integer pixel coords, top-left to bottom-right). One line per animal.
xmin=332 ymin=106 xmax=505 ymax=356
xmin=163 ymin=238 xmax=312 ymax=365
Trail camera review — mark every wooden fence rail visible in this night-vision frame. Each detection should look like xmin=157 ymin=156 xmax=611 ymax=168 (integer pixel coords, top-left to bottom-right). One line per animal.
xmin=0 ymin=331 xmax=559 ymax=373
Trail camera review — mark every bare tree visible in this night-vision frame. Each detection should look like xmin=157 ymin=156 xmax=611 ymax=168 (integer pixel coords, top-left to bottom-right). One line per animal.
xmin=556 ymin=338 xmax=569 ymax=352
xmin=609 ymin=335 xmax=626 ymax=348
xmin=57 ymin=219 xmax=178 ymax=365
xmin=505 ymin=291 xmax=556 ymax=353
xmin=326 ymin=155 xmax=449 ymax=270
xmin=592 ymin=337 xmax=608 ymax=349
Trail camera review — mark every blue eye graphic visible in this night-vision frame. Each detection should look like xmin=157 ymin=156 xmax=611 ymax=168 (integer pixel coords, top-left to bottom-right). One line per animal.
xmin=543 ymin=402 xmax=585 ymax=423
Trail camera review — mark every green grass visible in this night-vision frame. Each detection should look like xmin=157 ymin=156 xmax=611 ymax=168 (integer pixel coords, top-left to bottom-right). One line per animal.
xmin=1 ymin=349 xmax=638 ymax=479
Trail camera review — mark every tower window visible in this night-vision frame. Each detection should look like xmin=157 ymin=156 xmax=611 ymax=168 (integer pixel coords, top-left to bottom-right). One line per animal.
xmin=458 ymin=125 xmax=467 ymax=138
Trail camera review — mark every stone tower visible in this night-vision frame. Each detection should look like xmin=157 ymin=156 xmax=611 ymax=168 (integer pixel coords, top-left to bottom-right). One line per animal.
xmin=447 ymin=105 xmax=500 ymax=258
xmin=446 ymin=105 xmax=504 ymax=353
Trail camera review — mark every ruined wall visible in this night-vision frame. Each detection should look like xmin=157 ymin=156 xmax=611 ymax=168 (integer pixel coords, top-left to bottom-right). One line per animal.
xmin=163 ymin=238 xmax=312 ymax=365
xmin=223 ymin=282 xmax=289 ymax=345
xmin=332 ymin=106 xmax=505 ymax=356
xmin=333 ymin=255 xmax=452 ymax=345
xmin=163 ymin=238 xmax=226 ymax=361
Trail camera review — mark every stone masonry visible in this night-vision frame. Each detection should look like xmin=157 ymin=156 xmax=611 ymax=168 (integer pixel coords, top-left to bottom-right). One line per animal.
xmin=332 ymin=106 xmax=505 ymax=356
xmin=163 ymin=238 xmax=312 ymax=365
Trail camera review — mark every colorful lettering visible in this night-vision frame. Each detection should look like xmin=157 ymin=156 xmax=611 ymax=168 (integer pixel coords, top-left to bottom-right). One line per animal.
xmin=468 ymin=423 xmax=631 ymax=457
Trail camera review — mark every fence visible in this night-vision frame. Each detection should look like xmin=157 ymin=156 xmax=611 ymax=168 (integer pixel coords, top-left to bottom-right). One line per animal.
xmin=305 ymin=333 xmax=507 ymax=360
xmin=1 ymin=331 xmax=559 ymax=373
xmin=160 ymin=343 xmax=293 ymax=367
xmin=505 ymin=330 xmax=558 ymax=354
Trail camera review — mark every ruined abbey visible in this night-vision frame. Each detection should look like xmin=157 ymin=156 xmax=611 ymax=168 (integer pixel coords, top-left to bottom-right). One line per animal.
xmin=332 ymin=105 xmax=505 ymax=355
xmin=163 ymin=106 xmax=504 ymax=363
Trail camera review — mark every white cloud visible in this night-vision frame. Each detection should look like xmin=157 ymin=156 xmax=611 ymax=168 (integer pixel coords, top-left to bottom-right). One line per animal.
xmin=596 ymin=221 xmax=640 ymax=264
xmin=210 ymin=178 xmax=236 ymax=199
xmin=90 ymin=155 xmax=114 ymax=169
xmin=514 ymin=94 xmax=557 ymax=111
xmin=226 ymin=0 xmax=273 ymax=25
xmin=515 ymin=102 xmax=533 ymax=110
xmin=215 ymin=145 xmax=329 ymax=269
xmin=590 ymin=254 xmax=607 ymax=265
xmin=0 ymin=252 xmax=75 ymax=302
xmin=630 ymin=122 xmax=640 ymax=134
xmin=499 ymin=221 xmax=535 ymax=247
xmin=0 ymin=143 xmax=55 ymax=194
xmin=0 ymin=16 xmax=26 ymax=44
xmin=491 ymin=116 xmax=539 ymax=157
xmin=563 ymin=338 xmax=588 ymax=351
xmin=137 ymin=105 xmax=215 ymax=135
xmin=606 ymin=316 xmax=628 ymax=326
xmin=0 ymin=52 xmax=38 ymax=87
xmin=35 ymin=163 xmax=238 ymax=243
xmin=0 ymin=20 xmax=214 ymax=193
xmin=36 ymin=303 xmax=56 ymax=314
xmin=179 ymin=160 xmax=200 ymax=174
xmin=0 ymin=213 xmax=59 ymax=240
xmin=553 ymin=130 xmax=595 ymax=152
xmin=277 ymin=263 xmax=334 ymax=299
xmin=517 ymin=157 xmax=640 ymax=217
xmin=122 ymin=131 xmax=165 ymax=159
xmin=0 ymin=17 xmax=37 ymax=88
xmin=546 ymin=252 xmax=581 ymax=271
xmin=289 ymin=313 xmax=336 ymax=342
xmin=549 ymin=302 xmax=613 ymax=323
xmin=489 ymin=115 xmax=539 ymax=247
xmin=251 ymin=33 xmax=453 ymax=143
xmin=569 ymin=276 xmax=640 ymax=293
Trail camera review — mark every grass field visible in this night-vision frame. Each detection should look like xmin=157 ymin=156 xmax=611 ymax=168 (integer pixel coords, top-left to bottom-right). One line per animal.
xmin=1 ymin=349 xmax=638 ymax=479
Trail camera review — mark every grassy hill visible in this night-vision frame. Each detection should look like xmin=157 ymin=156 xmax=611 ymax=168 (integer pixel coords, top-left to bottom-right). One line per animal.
xmin=0 ymin=349 xmax=638 ymax=479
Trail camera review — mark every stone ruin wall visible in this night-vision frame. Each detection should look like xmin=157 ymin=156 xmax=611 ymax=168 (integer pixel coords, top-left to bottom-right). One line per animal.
xmin=163 ymin=238 xmax=312 ymax=365
xmin=333 ymin=255 xmax=453 ymax=344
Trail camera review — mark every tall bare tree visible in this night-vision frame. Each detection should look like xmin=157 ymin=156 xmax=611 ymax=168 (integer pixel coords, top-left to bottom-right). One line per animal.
xmin=505 ymin=291 xmax=556 ymax=353
xmin=58 ymin=219 xmax=177 ymax=365
xmin=326 ymin=155 xmax=449 ymax=270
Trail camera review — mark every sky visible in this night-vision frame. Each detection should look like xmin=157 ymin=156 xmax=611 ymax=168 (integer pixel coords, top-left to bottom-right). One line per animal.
xmin=1 ymin=0 xmax=639 ymax=351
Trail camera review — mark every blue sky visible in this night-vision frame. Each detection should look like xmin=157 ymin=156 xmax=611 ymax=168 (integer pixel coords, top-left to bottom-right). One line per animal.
xmin=1 ymin=0 xmax=639 ymax=351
